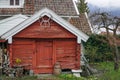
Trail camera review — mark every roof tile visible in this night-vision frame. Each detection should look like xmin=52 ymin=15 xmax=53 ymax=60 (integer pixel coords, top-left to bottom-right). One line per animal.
xmin=34 ymin=0 xmax=77 ymax=16
xmin=69 ymin=13 xmax=92 ymax=34
xmin=0 ymin=0 xmax=77 ymax=16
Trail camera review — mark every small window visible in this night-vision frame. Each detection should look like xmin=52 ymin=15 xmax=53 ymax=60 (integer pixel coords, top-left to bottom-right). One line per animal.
xmin=10 ymin=0 xmax=14 ymax=5
xmin=15 ymin=0 xmax=19 ymax=5
xmin=10 ymin=0 xmax=19 ymax=6
xmin=0 ymin=0 xmax=23 ymax=8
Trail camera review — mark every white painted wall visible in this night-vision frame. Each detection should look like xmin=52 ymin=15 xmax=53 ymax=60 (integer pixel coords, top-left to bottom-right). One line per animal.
xmin=0 ymin=0 xmax=24 ymax=8
xmin=0 ymin=0 xmax=9 ymax=6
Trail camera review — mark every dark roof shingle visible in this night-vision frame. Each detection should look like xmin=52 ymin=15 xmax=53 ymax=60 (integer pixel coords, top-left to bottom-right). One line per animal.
xmin=0 ymin=0 xmax=92 ymax=35
xmin=0 ymin=0 xmax=77 ymax=16
xmin=34 ymin=0 xmax=77 ymax=16
xmin=69 ymin=13 xmax=92 ymax=34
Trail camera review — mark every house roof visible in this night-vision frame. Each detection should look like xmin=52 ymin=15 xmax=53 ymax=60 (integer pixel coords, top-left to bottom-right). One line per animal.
xmin=0 ymin=0 xmax=78 ymax=16
xmin=0 ymin=14 xmax=28 ymax=36
xmin=34 ymin=0 xmax=79 ymax=16
xmin=69 ymin=13 xmax=92 ymax=35
xmin=0 ymin=8 xmax=89 ymax=44
xmin=0 ymin=0 xmax=92 ymax=37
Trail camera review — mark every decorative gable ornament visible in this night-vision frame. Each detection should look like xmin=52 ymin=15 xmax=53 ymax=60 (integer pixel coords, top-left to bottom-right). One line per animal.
xmin=39 ymin=12 xmax=52 ymax=28
xmin=39 ymin=17 xmax=51 ymax=28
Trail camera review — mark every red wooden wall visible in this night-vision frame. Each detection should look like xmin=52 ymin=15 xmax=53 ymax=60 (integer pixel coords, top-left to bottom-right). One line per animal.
xmin=14 ymin=16 xmax=76 ymax=39
xmin=9 ymin=16 xmax=81 ymax=74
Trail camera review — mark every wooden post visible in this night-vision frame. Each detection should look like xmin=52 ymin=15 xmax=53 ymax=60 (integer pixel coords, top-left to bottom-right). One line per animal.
xmin=8 ymin=44 xmax=13 ymax=67
xmin=0 ymin=47 xmax=2 ymax=76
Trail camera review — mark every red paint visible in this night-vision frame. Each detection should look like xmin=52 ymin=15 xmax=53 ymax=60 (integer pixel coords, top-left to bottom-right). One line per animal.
xmin=36 ymin=40 xmax=53 ymax=73
xmin=12 ymin=39 xmax=34 ymax=69
xmin=10 ymin=16 xmax=80 ymax=74
xmin=14 ymin=16 xmax=76 ymax=39
xmin=55 ymin=39 xmax=78 ymax=69
xmin=0 ymin=39 xmax=6 ymax=42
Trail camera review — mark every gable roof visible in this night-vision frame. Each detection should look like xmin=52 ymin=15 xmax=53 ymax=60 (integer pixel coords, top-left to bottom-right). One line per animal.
xmin=69 ymin=13 xmax=92 ymax=35
xmin=34 ymin=0 xmax=79 ymax=16
xmin=0 ymin=0 xmax=78 ymax=16
xmin=0 ymin=8 xmax=89 ymax=43
xmin=0 ymin=14 xmax=28 ymax=36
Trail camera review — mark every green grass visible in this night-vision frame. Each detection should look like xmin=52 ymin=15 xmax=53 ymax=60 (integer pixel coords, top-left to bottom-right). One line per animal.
xmin=94 ymin=62 xmax=114 ymax=70
xmin=99 ymin=70 xmax=120 ymax=80
xmin=0 ymin=75 xmax=37 ymax=80
xmin=91 ymin=62 xmax=120 ymax=80
xmin=58 ymin=62 xmax=120 ymax=80
xmin=1 ymin=62 xmax=120 ymax=80
xmin=58 ymin=74 xmax=87 ymax=80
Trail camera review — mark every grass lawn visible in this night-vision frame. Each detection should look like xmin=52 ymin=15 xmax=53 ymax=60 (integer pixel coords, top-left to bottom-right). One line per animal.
xmin=94 ymin=62 xmax=120 ymax=80
xmin=0 ymin=75 xmax=37 ymax=80
xmin=58 ymin=62 xmax=120 ymax=80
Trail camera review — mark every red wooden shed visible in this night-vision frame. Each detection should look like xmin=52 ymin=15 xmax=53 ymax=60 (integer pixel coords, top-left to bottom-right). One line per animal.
xmin=1 ymin=8 xmax=89 ymax=74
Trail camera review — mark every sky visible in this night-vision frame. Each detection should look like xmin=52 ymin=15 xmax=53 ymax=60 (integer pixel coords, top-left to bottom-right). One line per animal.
xmin=85 ymin=0 xmax=120 ymax=8
xmin=74 ymin=0 xmax=120 ymax=16
xmin=74 ymin=0 xmax=120 ymax=8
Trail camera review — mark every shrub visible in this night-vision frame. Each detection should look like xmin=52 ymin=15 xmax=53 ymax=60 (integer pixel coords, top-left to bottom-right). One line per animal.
xmin=83 ymin=34 xmax=113 ymax=62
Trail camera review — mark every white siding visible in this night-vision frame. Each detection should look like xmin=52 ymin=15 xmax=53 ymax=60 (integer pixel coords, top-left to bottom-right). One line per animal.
xmin=0 ymin=0 xmax=24 ymax=8
xmin=0 ymin=0 xmax=9 ymax=6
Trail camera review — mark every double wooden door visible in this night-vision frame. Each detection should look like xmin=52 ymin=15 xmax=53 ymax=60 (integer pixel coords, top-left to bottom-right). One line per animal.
xmin=36 ymin=40 xmax=53 ymax=73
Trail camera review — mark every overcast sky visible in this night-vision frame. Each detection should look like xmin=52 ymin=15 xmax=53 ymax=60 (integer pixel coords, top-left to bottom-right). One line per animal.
xmin=85 ymin=0 xmax=120 ymax=8
xmin=74 ymin=0 xmax=120 ymax=8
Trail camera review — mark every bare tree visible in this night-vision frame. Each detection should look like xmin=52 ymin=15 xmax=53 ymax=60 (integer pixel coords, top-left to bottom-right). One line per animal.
xmin=90 ymin=12 xmax=120 ymax=71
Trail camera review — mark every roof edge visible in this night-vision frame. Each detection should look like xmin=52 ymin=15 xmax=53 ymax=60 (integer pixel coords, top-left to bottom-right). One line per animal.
xmin=84 ymin=12 xmax=93 ymax=33
xmin=72 ymin=0 xmax=80 ymax=15
xmin=0 ymin=14 xmax=28 ymax=24
xmin=1 ymin=8 xmax=89 ymax=43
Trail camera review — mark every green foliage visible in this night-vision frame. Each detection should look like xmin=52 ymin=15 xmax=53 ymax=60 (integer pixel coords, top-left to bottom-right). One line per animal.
xmin=58 ymin=74 xmax=87 ymax=80
xmin=1 ymin=75 xmax=37 ymax=80
xmin=58 ymin=74 xmax=98 ymax=80
xmin=95 ymin=62 xmax=120 ymax=80
xmin=59 ymin=62 xmax=120 ymax=80
xmin=77 ymin=0 xmax=89 ymax=13
xmin=94 ymin=62 xmax=114 ymax=71
xmin=99 ymin=70 xmax=120 ymax=80
xmin=83 ymin=34 xmax=113 ymax=62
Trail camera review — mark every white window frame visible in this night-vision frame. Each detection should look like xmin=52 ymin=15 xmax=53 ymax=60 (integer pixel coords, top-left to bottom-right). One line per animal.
xmin=10 ymin=0 xmax=20 ymax=6
xmin=0 ymin=0 xmax=24 ymax=8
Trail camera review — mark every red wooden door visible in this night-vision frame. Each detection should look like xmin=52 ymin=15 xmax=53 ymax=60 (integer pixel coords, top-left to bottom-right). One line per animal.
xmin=36 ymin=40 xmax=53 ymax=73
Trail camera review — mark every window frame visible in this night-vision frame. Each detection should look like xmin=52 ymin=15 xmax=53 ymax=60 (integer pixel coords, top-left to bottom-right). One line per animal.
xmin=0 ymin=0 xmax=24 ymax=8
xmin=10 ymin=0 xmax=20 ymax=6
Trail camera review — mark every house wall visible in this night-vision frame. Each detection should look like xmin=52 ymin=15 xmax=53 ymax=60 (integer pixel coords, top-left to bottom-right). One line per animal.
xmin=0 ymin=0 xmax=9 ymax=7
xmin=0 ymin=0 xmax=34 ymax=15
xmin=0 ymin=0 xmax=24 ymax=8
xmin=9 ymin=16 xmax=81 ymax=74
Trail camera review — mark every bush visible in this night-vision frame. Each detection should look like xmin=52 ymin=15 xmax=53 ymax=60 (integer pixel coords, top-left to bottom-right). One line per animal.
xmin=83 ymin=34 xmax=113 ymax=62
